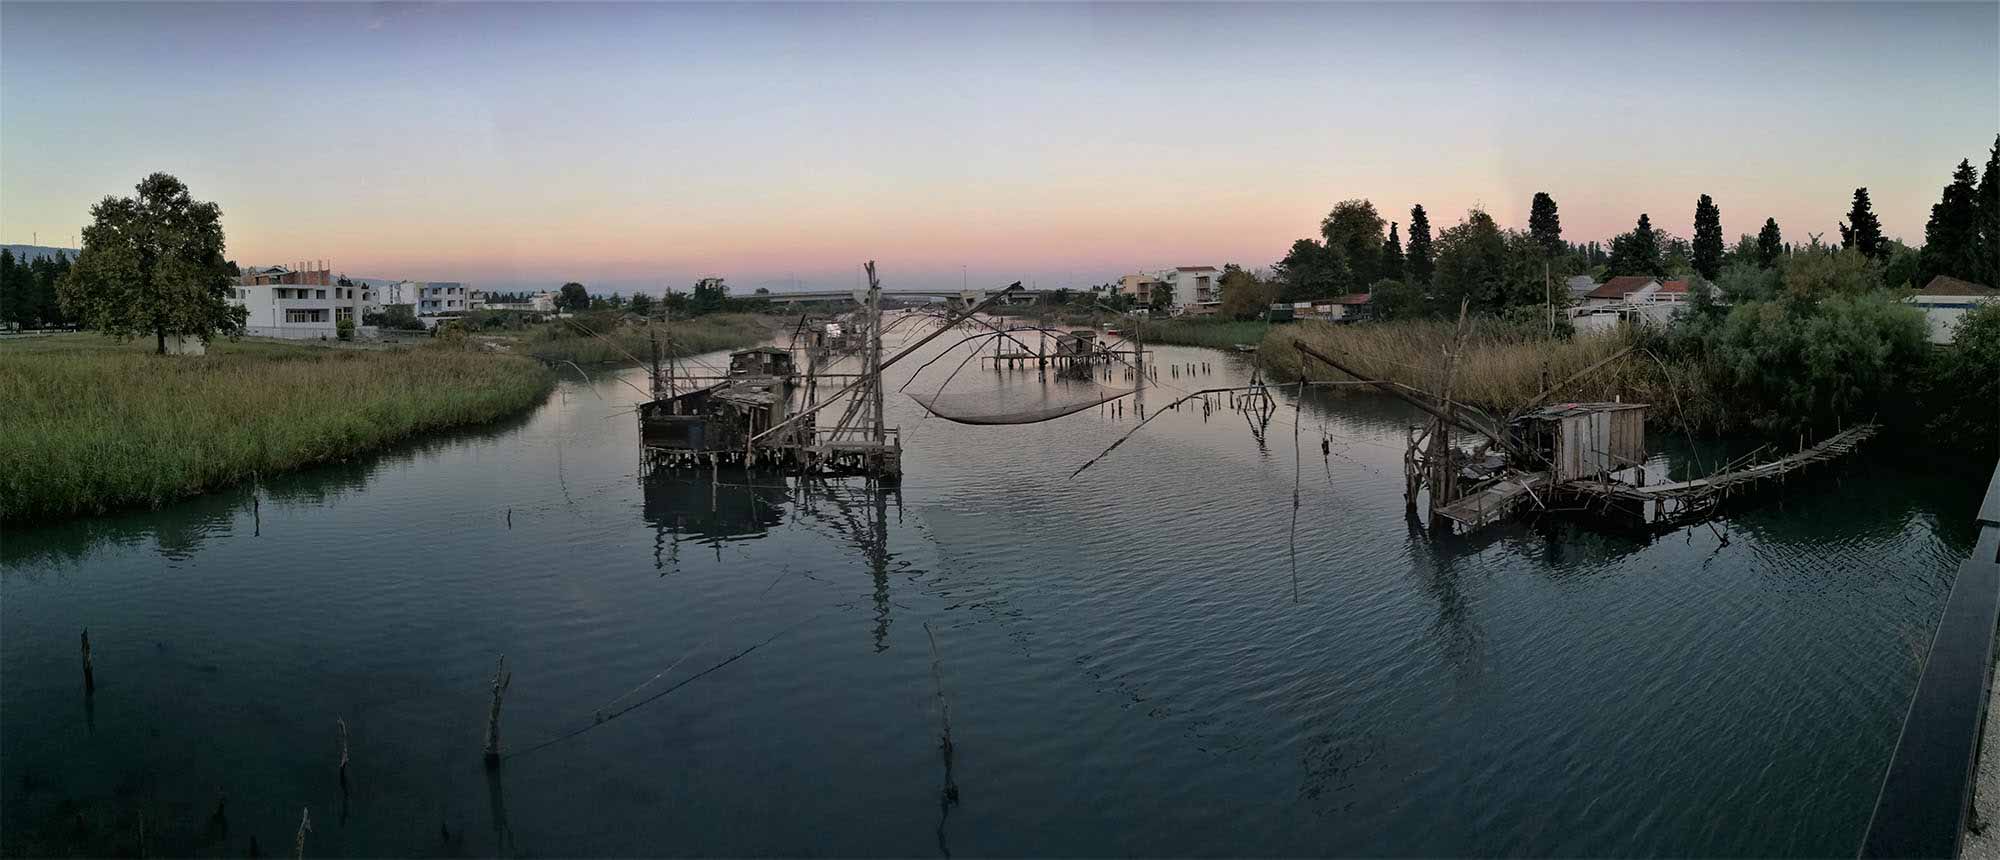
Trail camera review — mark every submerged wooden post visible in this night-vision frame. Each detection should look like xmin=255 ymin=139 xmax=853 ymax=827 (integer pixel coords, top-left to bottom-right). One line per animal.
xmin=336 ymin=718 xmax=350 ymax=793
xmin=80 ymin=629 xmax=94 ymax=693
xmin=482 ymin=655 xmax=512 ymax=768
xmin=293 ymin=807 xmax=311 ymax=860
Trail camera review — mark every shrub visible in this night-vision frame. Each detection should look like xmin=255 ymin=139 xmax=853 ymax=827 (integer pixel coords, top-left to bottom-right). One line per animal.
xmin=1923 ymin=303 xmax=2000 ymax=458
xmin=1707 ymin=291 xmax=1927 ymax=433
xmin=336 ymin=317 xmax=355 ymax=341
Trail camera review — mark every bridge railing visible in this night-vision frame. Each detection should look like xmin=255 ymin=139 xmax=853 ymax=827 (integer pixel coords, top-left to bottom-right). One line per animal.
xmin=1861 ymin=457 xmax=2000 ymax=858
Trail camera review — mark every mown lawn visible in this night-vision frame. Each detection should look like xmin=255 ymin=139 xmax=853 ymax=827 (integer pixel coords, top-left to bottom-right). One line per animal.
xmin=0 ymin=334 xmax=554 ymax=521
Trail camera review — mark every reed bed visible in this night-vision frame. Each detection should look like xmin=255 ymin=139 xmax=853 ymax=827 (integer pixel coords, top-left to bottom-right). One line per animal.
xmin=1136 ymin=319 xmax=1271 ymax=351
xmin=513 ymin=313 xmax=774 ymax=365
xmin=1259 ymin=320 xmax=1719 ymax=428
xmin=0 ymin=335 xmax=554 ymax=521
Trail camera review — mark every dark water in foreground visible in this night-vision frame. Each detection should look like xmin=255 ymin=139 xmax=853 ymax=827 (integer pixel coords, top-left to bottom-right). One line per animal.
xmin=2 ymin=327 xmax=1986 ymax=857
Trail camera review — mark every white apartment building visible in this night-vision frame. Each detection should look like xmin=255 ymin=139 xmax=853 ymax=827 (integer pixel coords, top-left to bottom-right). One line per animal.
xmin=1160 ymin=266 xmax=1220 ymax=310
xmin=228 ymin=264 xmax=378 ymax=339
xmin=383 ymin=281 xmax=470 ymax=315
xmin=1119 ymin=266 xmax=1221 ymax=312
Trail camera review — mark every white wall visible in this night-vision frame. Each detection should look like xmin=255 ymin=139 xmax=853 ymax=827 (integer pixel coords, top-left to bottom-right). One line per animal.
xmin=1911 ymin=296 xmax=1998 ymax=344
xmin=1164 ymin=269 xmax=1217 ymax=307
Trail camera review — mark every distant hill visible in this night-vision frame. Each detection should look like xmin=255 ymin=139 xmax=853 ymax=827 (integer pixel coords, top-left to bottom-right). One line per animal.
xmin=2 ymin=244 xmax=79 ymax=264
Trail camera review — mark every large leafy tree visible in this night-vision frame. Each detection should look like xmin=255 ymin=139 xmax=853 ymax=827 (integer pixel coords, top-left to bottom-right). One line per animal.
xmin=1756 ymin=218 xmax=1784 ymax=269
xmin=1319 ymin=200 xmax=1385 ymax=288
xmin=1604 ymin=213 xmax=1665 ymax=277
xmin=690 ymin=277 xmax=730 ymax=314
xmin=1404 ymin=204 xmax=1435 ymax=285
xmin=1273 ymin=238 xmax=1348 ymax=302
xmin=1380 ymin=222 xmax=1404 ymax=282
xmin=1366 ymin=278 xmax=1426 ymax=321
xmin=1527 ymin=192 xmax=1562 ymax=256
xmin=1839 ymin=187 xmax=1885 ymax=259
xmin=1692 ymin=194 xmax=1724 ymax=280
xmin=1920 ymin=159 xmax=1983 ymax=285
xmin=1217 ymin=265 xmax=1278 ymax=320
xmin=557 ymin=281 xmax=590 ymax=311
xmin=1430 ymin=209 xmax=1507 ymax=314
xmin=60 ymin=173 xmax=243 ymax=353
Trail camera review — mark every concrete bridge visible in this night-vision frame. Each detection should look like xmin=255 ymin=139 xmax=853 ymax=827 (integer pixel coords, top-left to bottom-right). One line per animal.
xmin=753 ymin=288 xmax=1049 ymax=306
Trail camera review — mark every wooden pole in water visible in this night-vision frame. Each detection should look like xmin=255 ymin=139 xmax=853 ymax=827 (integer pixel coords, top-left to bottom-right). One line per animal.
xmin=483 ymin=655 xmax=511 ymax=768
xmin=867 ymin=263 xmax=885 ymax=448
xmin=80 ymin=629 xmax=94 ymax=693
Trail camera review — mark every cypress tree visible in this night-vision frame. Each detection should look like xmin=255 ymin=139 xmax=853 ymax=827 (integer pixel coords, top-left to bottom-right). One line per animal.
xmin=1978 ymin=134 xmax=1999 ymax=286
xmin=1606 ymin=213 xmax=1664 ymax=277
xmin=1527 ymin=192 xmax=1562 ymax=256
xmin=1845 ymin=187 xmax=1884 ymax=259
xmin=1692 ymin=194 xmax=1723 ymax=280
xmin=1380 ymin=221 xmax=1404 ymax=282
xmin=1405 ymin=205 xmax=1434 ymax=285
xmin=1921 ymin=160 xmax=1983 ymax=284
xmin=1756 ymin=218 xmax=1783 ymax=268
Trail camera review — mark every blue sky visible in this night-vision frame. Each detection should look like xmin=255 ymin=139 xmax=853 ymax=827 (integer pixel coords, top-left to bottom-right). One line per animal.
xmin=2 ymin=2 xmax=1994 ymax=292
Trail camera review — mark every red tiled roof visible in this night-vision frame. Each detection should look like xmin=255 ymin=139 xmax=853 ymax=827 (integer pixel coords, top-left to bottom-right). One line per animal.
xmin=1585 ymin=276 xmax=1659 ymax=299
xmin=1334 ymin=292 xmax=1372 ymax=305
xmin=1658 ymin=280 xmax=1689 ymax=293
xmin=1916 ymin=275 xmax=1998 ymax=297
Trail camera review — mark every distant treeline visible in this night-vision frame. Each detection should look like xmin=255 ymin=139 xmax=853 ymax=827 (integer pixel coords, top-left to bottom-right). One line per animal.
xmin=0 ymin=248 xmax=76 ymax=329
xmin=1196 ymin=132 xmax=2000 ymax=323
xmin=550 ymin=278 xmax=772 ymax=318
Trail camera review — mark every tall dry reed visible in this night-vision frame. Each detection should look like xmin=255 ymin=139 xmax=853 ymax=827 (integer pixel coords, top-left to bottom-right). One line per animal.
xmin=1259 ymin=320 xmax=1718 ymax=429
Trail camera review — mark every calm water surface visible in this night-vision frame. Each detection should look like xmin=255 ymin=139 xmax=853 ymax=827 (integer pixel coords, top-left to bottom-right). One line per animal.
xmin=2 ymin=324 xmax=1985 ymax=857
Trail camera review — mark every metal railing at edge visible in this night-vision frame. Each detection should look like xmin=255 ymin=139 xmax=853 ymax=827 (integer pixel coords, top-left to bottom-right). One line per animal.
xmin=1861 ymin=457 xmax=2000 ymax=859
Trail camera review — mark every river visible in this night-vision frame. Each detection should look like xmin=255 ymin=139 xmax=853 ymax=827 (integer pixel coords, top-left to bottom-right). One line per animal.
xmin=2 ymin=321 xmax=1986 ymax=857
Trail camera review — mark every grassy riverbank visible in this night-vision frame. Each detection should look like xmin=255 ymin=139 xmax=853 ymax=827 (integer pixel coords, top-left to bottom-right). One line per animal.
xmin=1135 ymin=319 xmax=1271 ymax=350
xmin=1257 ymin=320 xmax=1719 ymax=428
xmin=500 ymin=312 xmax=776 ymax=365
xmin=0 ymin=335 xmax=555 ymax=521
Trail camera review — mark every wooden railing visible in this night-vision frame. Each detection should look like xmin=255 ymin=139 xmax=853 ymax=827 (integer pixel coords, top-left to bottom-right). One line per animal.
xmin=1861 ymin=458 xmax=2000 ymax=858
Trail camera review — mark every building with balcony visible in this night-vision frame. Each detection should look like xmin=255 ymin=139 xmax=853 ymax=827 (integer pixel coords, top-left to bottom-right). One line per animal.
xmin=228 ymin=264 xmax=378 ymax=339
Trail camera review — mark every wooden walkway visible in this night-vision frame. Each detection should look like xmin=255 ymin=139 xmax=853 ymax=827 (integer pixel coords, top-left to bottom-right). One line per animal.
xmin=1436 ymin=472 xmax=1552 ymax=531
xmin=1565 ymin=424 xmax=1879 ymax=503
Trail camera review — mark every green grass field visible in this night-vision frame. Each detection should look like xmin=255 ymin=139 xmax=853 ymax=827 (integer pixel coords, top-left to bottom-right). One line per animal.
xmin=0 ymin=334 xmax=554 ymax=521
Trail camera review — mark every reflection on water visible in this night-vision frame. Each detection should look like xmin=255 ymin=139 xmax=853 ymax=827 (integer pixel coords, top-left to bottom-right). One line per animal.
xmin=1 ymin=333 xmax=1990 ymax=858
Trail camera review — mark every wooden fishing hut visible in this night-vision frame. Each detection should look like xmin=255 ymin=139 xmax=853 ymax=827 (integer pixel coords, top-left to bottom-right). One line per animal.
xmin=639 ymin=347 xmax=813 ymax=468
xmin=1511 ymin=402 xmax=1649 ymax=482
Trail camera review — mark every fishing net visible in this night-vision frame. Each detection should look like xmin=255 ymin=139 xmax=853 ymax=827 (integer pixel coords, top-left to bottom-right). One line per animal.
xmin=910 ymin=383 xmax=1133 ymax=425
xmin=898 ymin=325 xmax=1139 ymax=425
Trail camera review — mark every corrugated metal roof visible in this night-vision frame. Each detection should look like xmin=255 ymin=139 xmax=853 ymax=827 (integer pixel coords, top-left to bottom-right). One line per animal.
xmin=1521 ymin=402 xmax=1649 ymax=419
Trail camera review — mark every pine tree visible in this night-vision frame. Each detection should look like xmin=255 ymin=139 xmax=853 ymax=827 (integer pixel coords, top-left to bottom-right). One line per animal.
xmin=1527 ymin=192 xmax=1562 ymax=256
xmin=1845 ymin=187 xmax=1884 ymax=259
xmin=1756 ymin=218 xmax=1783 ymax=269
xmin=1978 ymin=134 xmax=1999 ymax=286
xmin=1692 ymin=194 xmax=1723 ymax=280
xmin=1405 ymin=204 xmax=1434 ymax=285
xmin=1921 ymin=160 xmax=1983 ymax=285
xmin=1380 ymin=222 xmax=1404 ymax=282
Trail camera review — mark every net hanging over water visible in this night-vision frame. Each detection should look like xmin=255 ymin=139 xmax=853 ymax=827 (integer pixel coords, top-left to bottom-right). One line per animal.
xmin=910 ymin=383 xmax=1134 ymax=425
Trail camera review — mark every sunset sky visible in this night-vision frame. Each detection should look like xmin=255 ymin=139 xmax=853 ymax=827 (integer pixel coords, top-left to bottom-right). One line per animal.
xmin=3 ymin=1 xmax=1995 ymax=293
